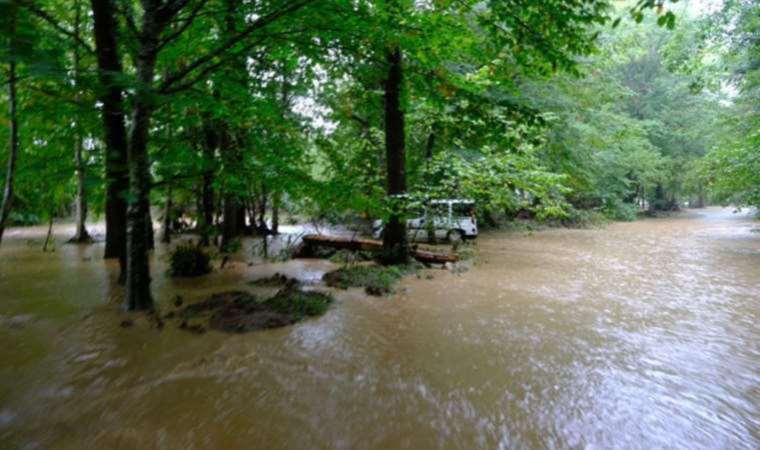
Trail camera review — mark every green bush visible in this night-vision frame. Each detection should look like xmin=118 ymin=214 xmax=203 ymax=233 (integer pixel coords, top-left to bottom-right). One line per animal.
xmin=169 ymin=242 xmax=212 ymax=277
xmin=601 ymin=199 xmax=639 ymax=221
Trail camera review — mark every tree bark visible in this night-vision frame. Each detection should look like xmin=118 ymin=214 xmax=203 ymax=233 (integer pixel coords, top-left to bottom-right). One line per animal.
xmin=90 ymin=0 xmax=128 ymax=276
xmin=199 ymin=115 xmax=217 ymax=246
xmin=124 ymin=2 xmax=162 ymax=311
xmin=160 ymin=183 xmax=172 ymax=243
xmin=221 ymin=194 xmax=243 ymax=250
xmin=0 ymin=55 xmax=19 ymax=246
xmin=70 ymin=0 xmax=92 ymax=243
xmin=381 ymin=46 xmax=409 ymax=264
xmin=271 ymin=191 xmax=280 ymax=235
xmin=43 ymin=216 xmax=54 ymax=252
xmin=218 ymin=1 xmax=247 ymax=249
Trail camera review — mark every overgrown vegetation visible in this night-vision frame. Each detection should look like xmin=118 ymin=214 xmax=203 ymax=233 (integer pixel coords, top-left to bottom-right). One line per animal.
xmin=168 ymin=242 xmax=211 ymax=278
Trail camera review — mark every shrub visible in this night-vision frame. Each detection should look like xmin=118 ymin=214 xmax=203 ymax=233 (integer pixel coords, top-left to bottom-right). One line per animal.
xmin=601 ymin=199 xmax=639 ymax=221
xmin=169 ymin=242 xmax=212 ymax=277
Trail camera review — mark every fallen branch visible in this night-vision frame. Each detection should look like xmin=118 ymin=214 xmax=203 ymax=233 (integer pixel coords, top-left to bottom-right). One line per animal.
xmin=296 ymin=234 xmax=458 ymax=264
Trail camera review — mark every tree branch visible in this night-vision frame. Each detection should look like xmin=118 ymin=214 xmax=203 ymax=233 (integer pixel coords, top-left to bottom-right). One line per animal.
xmin=157 ymin=0 xmax=209 ymax=50
xmin=159 ymin=0 xmax=315 ymax=92
xmin=18 ymin=0 xmax=95 ymax=54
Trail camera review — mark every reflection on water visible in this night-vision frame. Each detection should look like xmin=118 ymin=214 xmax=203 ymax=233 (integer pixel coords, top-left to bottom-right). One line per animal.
xmin=0 ymin=208 xmax=758 ymax=449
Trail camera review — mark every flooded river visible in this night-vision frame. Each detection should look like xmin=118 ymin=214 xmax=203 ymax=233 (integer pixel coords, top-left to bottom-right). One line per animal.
xmin=1 ymin=207 xmax=758 ymax=449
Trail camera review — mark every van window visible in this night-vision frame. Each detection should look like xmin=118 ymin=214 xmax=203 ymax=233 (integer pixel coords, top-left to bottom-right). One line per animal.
xmin=452 ymin=203 xmax=474 ymax=217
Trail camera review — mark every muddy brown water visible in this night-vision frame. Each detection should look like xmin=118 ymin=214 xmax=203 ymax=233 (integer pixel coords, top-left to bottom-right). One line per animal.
xmin=0 ymin=207 xmax=758 ymax=449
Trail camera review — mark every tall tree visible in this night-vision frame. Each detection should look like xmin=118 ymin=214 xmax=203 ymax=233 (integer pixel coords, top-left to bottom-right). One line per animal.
xmin=0 ymin=8 xmax=19 ymax=245
xmin=381 ymin=45 xmax=409 ymax=263
xmin=90 ymin=0 xmax=129 ymax=277
xmin=70 ymin=0 xmax=92 ymax=243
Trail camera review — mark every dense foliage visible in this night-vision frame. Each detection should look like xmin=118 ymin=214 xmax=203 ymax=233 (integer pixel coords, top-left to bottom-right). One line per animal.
xmin=0 ymin=0 xmax=754 ymax=309
xmin=699 ymin=0 xmax=760 ymax=209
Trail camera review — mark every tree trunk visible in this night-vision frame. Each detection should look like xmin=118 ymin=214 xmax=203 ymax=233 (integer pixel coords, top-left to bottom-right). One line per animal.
xmin=271 ymin=191 xmax=280 ymax=235
xmin=124 ymin=6 xmax=162 ymax=311
xmin=70 ymin=0 xmax=92 ymax=243
xmin=219 ymin=3 xmax=246 ymax=248
xmin=381 ymin=46 xmax=409 ymax=265
xmin=257 ymin=187 xmax=269 ymax=234
xmin=43 ymin=216 xmax=54 ymax=252
xmin=221 ymin=194 xmax=242 ymax=250
xmin=219 ymin=127 xmax=245 ymax=248
xmin=90 ymin=0 xmax=128 ymax=278
xmin=0 ymin=56 xmax=19 ymax=246
xmin=161 ymin=183 xmax=172 ymax=244
xmin=695 ymin=192 xmax=705 ymax=209
xmin=199 ymin=116 xmax=217 ymax=246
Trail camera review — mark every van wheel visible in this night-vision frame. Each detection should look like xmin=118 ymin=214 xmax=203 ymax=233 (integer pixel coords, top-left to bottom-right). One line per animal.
xmin=447 ymin=230 xmax=464 ymax=243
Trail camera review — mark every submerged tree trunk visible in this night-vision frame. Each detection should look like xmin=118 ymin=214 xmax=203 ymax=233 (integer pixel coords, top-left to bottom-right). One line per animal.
xmin=91 ymin=0 xmax=128 ymax=277
xmin=43 ymin=216 xmax=54 ymax=252
xmin=70 ymin=0 xmax=91 ymax=243
xmin=381 ymin=46 xmax=410 ymax=264
xmin=0 ymin=55 xmax=19 ymax=246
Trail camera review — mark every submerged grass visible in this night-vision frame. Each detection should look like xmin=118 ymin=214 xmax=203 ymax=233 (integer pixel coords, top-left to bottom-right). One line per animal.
xmin=170 ymin=287 xmax=334 ymax=333
xmin=323 ymin=264 xmax=416 ymax=296
xmin=264 ymin=288 xmax=333 ymax=318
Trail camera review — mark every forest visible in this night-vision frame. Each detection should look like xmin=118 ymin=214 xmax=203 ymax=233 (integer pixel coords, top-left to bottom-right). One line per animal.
xmin=0 ymin=0 xmax=758 ymax=312
xmin=2 ymin=2 xmax=760 ymax=450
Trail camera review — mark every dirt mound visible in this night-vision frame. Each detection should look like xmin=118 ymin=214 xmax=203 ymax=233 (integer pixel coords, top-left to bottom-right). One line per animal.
xmin=173 ymin=288 xmax=333 ymax=333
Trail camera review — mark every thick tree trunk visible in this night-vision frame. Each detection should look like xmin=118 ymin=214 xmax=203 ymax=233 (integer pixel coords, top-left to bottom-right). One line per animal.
xmin=381 ymin=46 xmax=409 ymax=264
xmin=124 ymin=6 xmax=162 ymax=311
xmin=70 ymin=2 xmax=91 ymax=243
xmin=0 ymin=57 xmax=19 ymax=246
xmin=221 ymin=195 xmax=243 ymax=250
xmin=219 ymin=128 xmax=245 ymax=248
xmin=90 ymin=0 xmax=128 ymax=277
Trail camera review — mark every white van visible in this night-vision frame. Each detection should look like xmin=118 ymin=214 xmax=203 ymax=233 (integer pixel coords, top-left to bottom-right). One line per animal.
xmin=373 ymin=199 xmax=478 ymax=242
